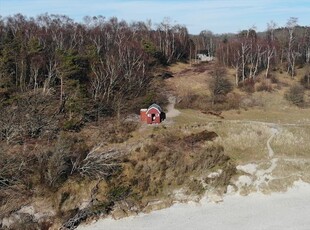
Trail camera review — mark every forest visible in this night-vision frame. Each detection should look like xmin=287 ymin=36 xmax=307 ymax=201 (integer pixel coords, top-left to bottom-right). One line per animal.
xmin=0 ymin=14 xmax=310 ymax=229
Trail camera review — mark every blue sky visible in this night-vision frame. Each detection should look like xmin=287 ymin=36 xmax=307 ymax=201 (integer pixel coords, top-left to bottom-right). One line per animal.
xmin=0 ymin=0 xmax=310 ymax=34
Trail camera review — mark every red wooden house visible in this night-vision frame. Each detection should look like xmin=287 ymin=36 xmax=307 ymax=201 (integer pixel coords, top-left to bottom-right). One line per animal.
xmin=140 ymin=104 xmax=166 ymax=124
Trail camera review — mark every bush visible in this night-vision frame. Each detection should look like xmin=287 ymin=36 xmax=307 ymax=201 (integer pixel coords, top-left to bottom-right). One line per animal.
xmin=63 ymin=118 xmax=83 ymax=132
xmin=226 ymin=92 xmax=241 ymax=109
xmin=285 ymin=84 xmax=305 ymax=107
xmin=183 ymin=130 xmax=218 ymax=147
xmin=239 ymin=78 xmax=255 ymax=93
xmin=209 ymin=67 xmax=233 ymax=104
xmin=176 ymin=93 xmax=209 ymax=110
xmin=255 ymin=80 xmax=273 ymax=92
xmin=269 ymin=74 xmax=279 ymax=84
xmin=300 ymin=74 xmax=310 ymax=89
xmin=187 ymin=179 xmax=205 ymax=195
xmin=108 ymin=186 xmax=131 ymax=201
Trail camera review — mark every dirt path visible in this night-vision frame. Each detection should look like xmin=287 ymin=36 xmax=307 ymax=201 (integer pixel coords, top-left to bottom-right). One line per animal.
xmin=266 ymin=127 xmax=279 ymax=158
xmin=165 ymin=95 xmax=180 ymax=118
xmin=236 ymin=125 xmax=280 ymax=193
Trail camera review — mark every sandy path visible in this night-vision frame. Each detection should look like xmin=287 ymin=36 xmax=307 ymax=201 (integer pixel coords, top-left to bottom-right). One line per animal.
xmin=266 ymin=127 xmax=279 ymax=158
xmin=165 ymin=95 xmax=180 ymax=118
xmin=236 ymin=125 xmax=281 ymax=191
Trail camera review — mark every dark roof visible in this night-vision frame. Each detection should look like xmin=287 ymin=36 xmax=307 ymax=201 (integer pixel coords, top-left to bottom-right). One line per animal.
xmin=148 ymin=103 xmax=163 ymax=113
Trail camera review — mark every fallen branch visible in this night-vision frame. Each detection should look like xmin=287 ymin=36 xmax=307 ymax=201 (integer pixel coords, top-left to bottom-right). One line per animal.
xmin=75 ymin=146 xmax=124 ymax=179
xmin=201 ymin=110 xmax=224 ymax=119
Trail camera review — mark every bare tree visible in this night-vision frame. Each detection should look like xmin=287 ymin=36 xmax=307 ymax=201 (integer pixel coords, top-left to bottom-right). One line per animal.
xmin=209 ymin=67 xmax=233 ymax=105
xmin=286 ymin=17 xmax=298 ymax=77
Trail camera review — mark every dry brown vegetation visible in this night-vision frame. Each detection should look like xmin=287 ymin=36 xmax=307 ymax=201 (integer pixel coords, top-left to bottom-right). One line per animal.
xmin=118 ymin=129 xmax=235 ymax=203
xmin=0 ymin=112 xmax=236 ymax=229
xmin=164 ymin=60 xmax=310 ymax=196
xmin=1 ymin=16 xmax=310 ymax=228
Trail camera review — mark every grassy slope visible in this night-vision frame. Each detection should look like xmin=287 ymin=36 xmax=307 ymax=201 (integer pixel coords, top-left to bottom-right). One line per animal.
xmin=56 ymin=62 xmax=310 ymax=226
xmin=161 ymin=62 xmax=310 ymax=190
xmin=54 ymin=62 xmax=308 ymax=228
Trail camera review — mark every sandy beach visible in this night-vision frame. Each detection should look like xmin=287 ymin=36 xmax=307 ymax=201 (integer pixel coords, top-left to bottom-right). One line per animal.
xmin=78 ymin=180 xmax=310 ymax=230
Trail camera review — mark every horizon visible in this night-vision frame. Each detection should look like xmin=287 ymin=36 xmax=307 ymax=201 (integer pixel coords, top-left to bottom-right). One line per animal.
xmin=0 ymin=0 xmax=310 ymax=35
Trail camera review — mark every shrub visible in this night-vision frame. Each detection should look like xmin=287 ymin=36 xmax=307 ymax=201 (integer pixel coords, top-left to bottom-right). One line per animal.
xmin=187 ymin=179 xmax=205 ymax=195
xmin=239 ymin=78 xmax=255 ymax=93
xmin=226 ymin=92 xmax=241 ymax=109
xmin=108 ymin=186 xmax=131 ymax=201
xmin=269 ymin=74 xmax=279 ymax=84
xmin=183 ymin=130 xmax=218 ymax=147
xmin=256 ymin=80 xmax=273 ymax=92
xmin=240 ymin=96 xmax=264 ymax=109
xmin=285 ymin=84 xmax=305 ymax=107
xmin=46 ymin=150 xmax=71 ymax=188
xmin=300 ymin=74 xmax=310 ymax=89
xmin=209 ymin=67 xmax=233 ymax=104
xmin=176 ymin=93 xmax=210 ymax=110
xmin=176 ymin=93 xmax=199 ymax=109
xmin=63 ymin=118 xmax=83 ymax=132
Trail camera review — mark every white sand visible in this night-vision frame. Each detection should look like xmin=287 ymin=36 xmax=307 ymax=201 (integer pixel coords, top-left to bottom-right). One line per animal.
xmin=165 ymin=96 xmax=180 ymax=118
xmin=78 ymin=180 xmax=310 ymax=230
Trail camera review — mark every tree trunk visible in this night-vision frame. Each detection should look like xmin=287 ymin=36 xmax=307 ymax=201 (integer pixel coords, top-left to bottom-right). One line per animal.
xmin=265 ymin=56 xmax=271 ymax=78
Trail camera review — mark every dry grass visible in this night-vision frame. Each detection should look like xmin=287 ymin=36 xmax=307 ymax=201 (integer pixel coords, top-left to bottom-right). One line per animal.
xmin=215 ymin=122 xmax=271 ymax=163
xmin=118 ymin=128 xmax=236 ymax=202
xmin=70 ymin=64 xmax=309 ymax=216
xmin=165 ymin=62 xmax=212 ymax=97
xmin=162 ymin=78 xmax=310 ymax=164
xmin=272 ymin=126 xmax=310 ymax=159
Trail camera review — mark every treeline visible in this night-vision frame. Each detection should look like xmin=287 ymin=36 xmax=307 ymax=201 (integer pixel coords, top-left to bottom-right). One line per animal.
xmin=0 ymin=15 xmax=309 ymax=131
xmin=0 ymin=14 xmax=191 ymax=122
xmin=1 ymin=15 xmax=310 ymax=106
xmin=1 ymin=14 xmax=309 ymax=142
xmin=194 ymin=18 xmax=310 ymax=85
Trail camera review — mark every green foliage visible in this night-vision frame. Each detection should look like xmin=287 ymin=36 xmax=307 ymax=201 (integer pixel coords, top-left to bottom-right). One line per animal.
xmin=0 ymin=46 xmax=17 ymax=89
xmin=59 ymin=192 xmax=70 ymax=209
xmin=56 ymin=49 xmax=82 ymax=78
xmin=28 ymin=37 xmax=43 ymax=55
xmin=142 ymin=39 xmax=156 ymax=55
xmin=108 ymin=186 xmax=131 ymax=201
xmin=142 ymin=39 xmax=169 ymax=65
xmin=62 ymin=118 xmax=83 ymax=132
xmin=66 ymin=80 xmax=89 ymax=118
